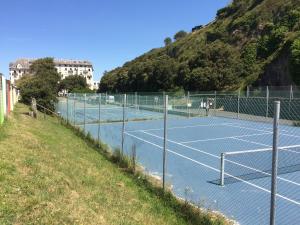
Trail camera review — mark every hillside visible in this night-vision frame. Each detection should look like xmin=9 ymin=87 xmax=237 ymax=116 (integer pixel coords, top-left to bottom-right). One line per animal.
xmin=99 ymin=0 xmax=300 ymax=92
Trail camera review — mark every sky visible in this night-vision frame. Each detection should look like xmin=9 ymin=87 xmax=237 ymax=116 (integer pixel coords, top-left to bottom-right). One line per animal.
xmin=0 ymin=0 xmax=229 ymax=81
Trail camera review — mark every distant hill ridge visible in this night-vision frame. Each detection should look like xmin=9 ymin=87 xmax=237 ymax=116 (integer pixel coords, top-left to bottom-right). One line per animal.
xmin=100 ymin=0 xmax=300 ymax=92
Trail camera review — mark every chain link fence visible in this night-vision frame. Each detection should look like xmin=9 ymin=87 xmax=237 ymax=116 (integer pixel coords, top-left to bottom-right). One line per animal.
xmin=56 ymin=87 xmax=300 ymax=225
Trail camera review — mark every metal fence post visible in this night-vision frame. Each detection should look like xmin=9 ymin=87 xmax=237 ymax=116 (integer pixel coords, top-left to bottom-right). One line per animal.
xmin=246 ymin=86 xmax=250 ymax=98
xmin=66 ymin=94 xmax=69 ymax=123
xmin=214 ymin=90 xmax=217 ymax=116
xmin=220 ymin=153 xmax=225 ymax=186
xmin=187 ymin=91 xmax=190 ymax=118
xmin=237 ymin=90 xmax=240 ymax=119
xmin=289 ymin=85 xmax=293 ymax=116
xmin=266 ymin=86 xmax=269 ymax=118
xmin=135 ymin=91 xmax=138 ymax=110
xmin=121 ymin=94 xmax=126 ymax=155
xmin=163 ymin=94 xmax=168 ymax=191
xmin=270 ymin=101 xmax=280 ymax=225
xmin=73 ymin=93 xmax=76 ymax=126
xmin=290 ymin=85 xmax=293 ymax=100
xmin=97 ymin=93 xmax=101 ymax=145
xmin=83 ymin=94 xmax=86 ymax=132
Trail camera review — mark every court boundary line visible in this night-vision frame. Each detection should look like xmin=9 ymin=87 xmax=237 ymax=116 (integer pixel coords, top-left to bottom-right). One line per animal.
xmin=231 ymin=137 xmax=300 ymax=154
xmin=180 ymin=132 xmax=272 ymax=144
xmin=128 ymin=122 xmax=236 ymax=133
xmin=125 ymin=131 xmax=300 ymax=206
xmin=224 ymin=124 xmax=300 ymax=139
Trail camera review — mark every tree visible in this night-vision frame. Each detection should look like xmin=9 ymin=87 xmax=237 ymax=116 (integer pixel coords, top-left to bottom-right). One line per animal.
xmin=290 ymin=38 xmax=300 ymax=85
xmin=164 ymin=37 xmax=172 ymax=46
xmin=17 ymin=57 xmax=61 ymax=111
xmin=59 ymin=75 xmax=89 ymax=93
xmin=174 ymin=30 xmax=187 ymax=41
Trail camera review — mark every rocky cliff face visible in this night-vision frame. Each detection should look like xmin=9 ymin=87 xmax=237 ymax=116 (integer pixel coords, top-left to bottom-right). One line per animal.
xmin=256 ymin=44 xmax=293 ymax=86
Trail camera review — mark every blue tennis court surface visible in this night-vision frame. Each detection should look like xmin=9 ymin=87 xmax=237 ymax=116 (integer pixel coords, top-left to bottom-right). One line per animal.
xmin=82 ymin=116 xmax=300 ymax=225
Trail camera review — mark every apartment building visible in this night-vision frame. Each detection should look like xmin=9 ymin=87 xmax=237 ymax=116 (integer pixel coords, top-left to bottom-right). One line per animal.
xmin=9 ymin=58 xmax=96 ymax=89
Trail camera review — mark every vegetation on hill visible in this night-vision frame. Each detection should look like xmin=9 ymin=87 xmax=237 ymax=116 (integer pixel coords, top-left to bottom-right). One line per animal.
xmin=0 ymin=104 xmax=228 ymax=225
xmin=99 ymin=0 xmax=300 ymax=93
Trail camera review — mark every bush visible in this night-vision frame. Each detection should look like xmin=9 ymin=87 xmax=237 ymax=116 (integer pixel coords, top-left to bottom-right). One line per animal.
xmin=174 ymin=30 xmax=187 ymax=41
xmin=257 ymin=26 xmax=288 ymax=58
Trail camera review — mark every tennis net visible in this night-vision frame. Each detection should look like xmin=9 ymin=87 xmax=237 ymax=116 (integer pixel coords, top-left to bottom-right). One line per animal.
xmin=219 ymin=145 xmax=300 ymax=185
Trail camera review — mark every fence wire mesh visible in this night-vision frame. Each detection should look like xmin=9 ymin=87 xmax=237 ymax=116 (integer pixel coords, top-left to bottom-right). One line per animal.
xmin=56 ymin=87 xmax=300 ymax=225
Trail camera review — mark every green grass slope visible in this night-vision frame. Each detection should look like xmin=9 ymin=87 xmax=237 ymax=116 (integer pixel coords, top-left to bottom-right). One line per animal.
xmin=100 ymin=0 xmax=300 ymax=92
xmin=0 ymin=104 xmax=227 ymax=225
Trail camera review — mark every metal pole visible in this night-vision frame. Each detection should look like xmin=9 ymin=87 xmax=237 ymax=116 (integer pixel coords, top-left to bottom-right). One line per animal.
xmin=97 ymin=93 xmax=101 ymax=144
xmin=214 ymin=90 xmax=217 ymax=116
xmin=121 ymin=94 xmax=126 ymax=155
xmin=246 ymin=86 xmax=250 ymax=98
xmin=237 ymin=90 xmax=240 ymax=119
xmin=66 ymin=94 xmax=69 ymax=123
xmin=187 ymin=91 xmax=190 ymax=118
xmin=163 ymin=94 xmax=168 ymax=191
xmin=135 ymin=92 xmax=138 ymax=110
xmin=290 ymin=85 xmax=293 ymax=100
xmin=220 ymin=153 xmax=225 ymax=186
xmin=270 ymin=101 xmax=280 ymax=225
xmin=266 ymin=86 xmax=269 ymax=118
xmin=83 ymin=94 xmax=86 ymax=132
xmin=73 ymin=93 xmax=76 ymax=126
xmin=289 ymin=85 xmax=293 ymax=116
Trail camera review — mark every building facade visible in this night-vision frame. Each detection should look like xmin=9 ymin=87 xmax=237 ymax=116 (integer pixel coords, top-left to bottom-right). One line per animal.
xmin=9 ymin=58 xmax=95 ymax=90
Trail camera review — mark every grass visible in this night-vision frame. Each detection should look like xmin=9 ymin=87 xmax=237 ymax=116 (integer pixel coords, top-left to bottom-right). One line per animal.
xmin=0 ymin=104 xmax=229 ymax=225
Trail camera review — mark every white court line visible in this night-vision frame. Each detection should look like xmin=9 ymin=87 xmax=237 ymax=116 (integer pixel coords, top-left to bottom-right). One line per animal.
xmin=140 ymin=131 xmax=300 ymax=187
xmin=262 ymin=126 xmax=290 ymax=133
xmin=225 ymin=124 xmax=300 ymax=139
xmin=128 ymin=123 xmax=236 ymax=133
xmin=125 ymin=132 xmax=300 ymax=206
xmin=231 ymin=137 xmax=300 ymax=154
xmin=180 ymin=132 xmax=272 ymax=144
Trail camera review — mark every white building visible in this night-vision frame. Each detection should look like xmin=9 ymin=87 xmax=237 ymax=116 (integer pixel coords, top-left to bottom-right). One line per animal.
xmin=9 ymin=58 xmax=96 ymax=90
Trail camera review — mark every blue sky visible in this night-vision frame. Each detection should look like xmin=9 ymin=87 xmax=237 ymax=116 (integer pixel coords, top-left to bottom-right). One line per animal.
xmin=0 ymin=0 xmax=229 ymax=81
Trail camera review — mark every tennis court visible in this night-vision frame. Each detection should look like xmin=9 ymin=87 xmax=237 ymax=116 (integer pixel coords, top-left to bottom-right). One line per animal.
xmin=56 ymin=92 xmax=300 ymax=225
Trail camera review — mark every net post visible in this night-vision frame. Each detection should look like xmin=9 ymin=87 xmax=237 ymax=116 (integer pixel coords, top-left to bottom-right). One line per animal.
xmin=66 ymin=93 xmax=69 ymax=123
xmin=266 ymin=86 xmax=269 ymax=118
xmin=97 ymin=93 xmax=101 ymax=145
xmin=121 ymin=94 xmax=126 ymax=155
xmin=163 ymin=94 xmax=168 ymax=191
xmin=73 ymin=93 xmax=76 ymax=126
xmin=270 ymin=101 xmax=280 ymax=225
xmin=83 ymin=93 xmax=86 ymax=132
xmin=237 ymin=90 xmax=240 ymax=119
xmin=220 ymin=153 xmax=225 ymax=186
